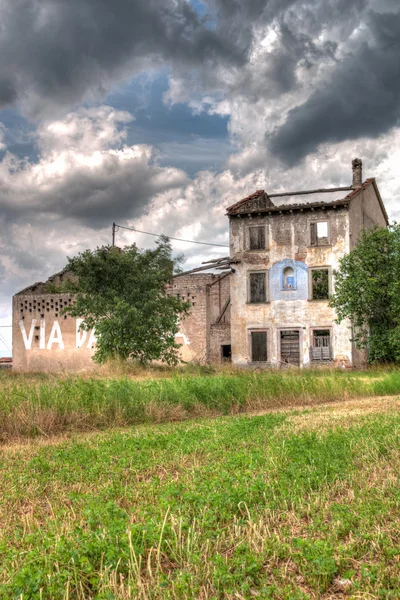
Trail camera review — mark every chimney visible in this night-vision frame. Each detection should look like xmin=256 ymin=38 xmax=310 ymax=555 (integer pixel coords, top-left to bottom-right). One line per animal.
xmin=352 ymin=158 xmax=362 ymax=188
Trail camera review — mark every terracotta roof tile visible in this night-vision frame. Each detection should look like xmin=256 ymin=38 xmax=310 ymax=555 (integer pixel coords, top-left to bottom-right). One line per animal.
xmin=343 ymin=178 xmax=374 ymax=200
xmin=226 ymin=189 xmax=265 ymax=214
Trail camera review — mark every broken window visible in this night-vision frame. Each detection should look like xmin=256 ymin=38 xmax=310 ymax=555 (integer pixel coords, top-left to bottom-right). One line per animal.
xmin=249 ymin=272 xmax=267 ymax=303
xmin=249 ymin=226 xmax=266 ymax=250
xmin=311 ymin=269 xmax=330 ymax=300
xmin=251 ymin=331 xmax=268 ymax=362
xmin=310 ymin=221 xmax=329 ymax=246
xmin=283 ymin=266 xmax=295 ymax=289
xmin=311 ymin=329 xmax=332 ymax=361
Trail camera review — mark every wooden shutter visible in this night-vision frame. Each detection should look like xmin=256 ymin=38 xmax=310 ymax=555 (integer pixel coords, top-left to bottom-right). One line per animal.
xmin=251 ymin=331 xmax=267 ymax=362
xmin=250 ymin=273 xmax=266 ymax=303
xmin=310 ymin=222 xmax=317 ymax=246
xmin=311 ymin=333 xmax=331 ymax=361
xmin=249 ymin=227 xmax=265 ymax=250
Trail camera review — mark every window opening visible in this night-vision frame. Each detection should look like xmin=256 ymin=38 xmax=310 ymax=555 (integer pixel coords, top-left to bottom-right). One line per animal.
xmin=249 ymin=226 xmax=266 ymax=250
xmin=310 ymin=221 xmax=329 ymax=246
xmin=311 ymin=329 xmax=332 ymax=361
xmin=221 ymin=344 xmax=232 ymax=361
xmin=251 ymin=331 xmax=267 ymax=362
xmin=283 ymin=266 xmax=295 ymax=289
xmin=311 ymin=269 xmax=329 ymax=300
xmin=249 ymin=272 xmax=267 ymax=303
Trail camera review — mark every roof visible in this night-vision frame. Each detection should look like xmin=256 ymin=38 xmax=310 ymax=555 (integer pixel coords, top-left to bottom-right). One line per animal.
xmin=226 ymin=178 xmax=388 ymax=223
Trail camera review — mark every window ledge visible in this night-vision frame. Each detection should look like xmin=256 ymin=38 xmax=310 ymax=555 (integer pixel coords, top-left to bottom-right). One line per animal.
xmin=308 ymin=245 xmax=332 ymax=249
xmin=246 ymin=301 xmax=270 ymax=305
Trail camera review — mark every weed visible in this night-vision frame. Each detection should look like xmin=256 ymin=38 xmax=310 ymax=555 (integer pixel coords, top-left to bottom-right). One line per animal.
xmin=0 ymin=400 xmax=399 ymax=598
xmin=1 ymin=367 xmax=400 ymax=441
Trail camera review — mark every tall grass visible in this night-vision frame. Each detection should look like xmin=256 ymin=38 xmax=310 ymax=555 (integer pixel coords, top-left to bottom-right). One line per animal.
xmin=1 ymin=367 xmax=400 ymax=441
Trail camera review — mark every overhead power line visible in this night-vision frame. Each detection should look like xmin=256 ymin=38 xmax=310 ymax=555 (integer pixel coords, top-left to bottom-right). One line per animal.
xmin=112 ymin=222 xmax=229 ymax=248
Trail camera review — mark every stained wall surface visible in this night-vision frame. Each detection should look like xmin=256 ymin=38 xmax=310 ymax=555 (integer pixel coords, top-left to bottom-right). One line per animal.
xmin=229 ymin=206 xmax=353 ymax=367
xmin=13 ymin=273 xmax=231 ymax=372
xmin=12 ymin=293 xmax=97 ymax=372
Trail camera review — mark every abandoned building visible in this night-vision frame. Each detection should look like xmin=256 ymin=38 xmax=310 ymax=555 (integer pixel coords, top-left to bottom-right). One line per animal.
xmin=12 ymin=269 xmax=231 ymax=372
xmin=13 ymin=158 xmax=388 ymax=371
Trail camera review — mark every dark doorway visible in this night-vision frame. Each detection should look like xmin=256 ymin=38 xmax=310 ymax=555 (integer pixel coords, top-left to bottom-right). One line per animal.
xmin=280 ymin=330 xmax=300 ymax=365
xmin=221 ymin=344 xmax=232 ymax=361
xmin=251 ymin=331 xmax=268 ymax=362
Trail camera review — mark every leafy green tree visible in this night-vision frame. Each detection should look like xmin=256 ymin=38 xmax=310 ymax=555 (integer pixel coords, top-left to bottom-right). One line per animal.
xmin=330 ymin=224 xmax=400 ymax=363
xmin=63 ymin=239 xmax=190 ymax=364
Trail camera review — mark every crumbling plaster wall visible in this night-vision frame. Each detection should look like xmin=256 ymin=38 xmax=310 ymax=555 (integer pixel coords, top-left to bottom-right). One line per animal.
xmin=13 ymin=273 xmax=231 ymax=372
xmin=12 ymin=293 xmax=96 ymax=372
xmin=229 ymin=207 xmax=353 ymax=367
xmin=349 ymin=184 xmax=388 ymax=249
xmin=166 ymin=272 xmax=230 ymax=363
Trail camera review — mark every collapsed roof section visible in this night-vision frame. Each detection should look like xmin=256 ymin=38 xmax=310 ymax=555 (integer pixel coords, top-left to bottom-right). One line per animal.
xmin=226 ymin=176 xmax=388 ymax=225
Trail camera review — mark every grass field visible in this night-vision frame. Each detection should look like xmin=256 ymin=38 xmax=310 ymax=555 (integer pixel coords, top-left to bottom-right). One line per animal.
xmin=1 ymin=393 xmax=399 ymax=599
xmin=2 ymin=366 xmax=400 ymax=441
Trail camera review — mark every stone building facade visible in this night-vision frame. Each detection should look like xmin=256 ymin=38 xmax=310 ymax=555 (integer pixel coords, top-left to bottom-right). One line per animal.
xmin=226 ymin=160 xmax=388 ymax=368
xmin=12 ymin=159 xmax=388 ymax=372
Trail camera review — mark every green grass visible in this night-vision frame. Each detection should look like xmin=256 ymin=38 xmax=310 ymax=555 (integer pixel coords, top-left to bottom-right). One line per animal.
xmin=1 ymin=366 xmax=400 ymax=441
xmin=0 ymin=397 xmax=399 ymax=599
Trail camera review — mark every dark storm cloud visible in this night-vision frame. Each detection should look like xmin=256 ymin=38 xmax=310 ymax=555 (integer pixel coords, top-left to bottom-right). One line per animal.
xmin=269 ymin=7 xmax=400 ymax=164
xmin=0 ymin=0 xmax=246 ymax=118
xmin=0 ymin=152 xmax=188 ymax=229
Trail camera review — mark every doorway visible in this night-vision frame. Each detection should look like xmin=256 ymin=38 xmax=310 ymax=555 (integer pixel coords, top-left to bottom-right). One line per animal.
xmin=221 ymin=344 xmax=232 ymax=361
xmin=280 ymin=330 xmax=300 ymax=366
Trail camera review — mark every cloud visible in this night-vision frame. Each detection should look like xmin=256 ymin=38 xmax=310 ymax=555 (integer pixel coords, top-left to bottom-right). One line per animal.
xmin=0 ymin=106 xmax=188 ymax=228
xmin=0 ymin=0 xmax=245 ymax=119
xmin=269 ymin=6 xmax=400 ymax=164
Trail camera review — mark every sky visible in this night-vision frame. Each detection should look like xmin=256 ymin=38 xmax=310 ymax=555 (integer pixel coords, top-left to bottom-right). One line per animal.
xmin=1 ymin=0 xmax=400 ymax=356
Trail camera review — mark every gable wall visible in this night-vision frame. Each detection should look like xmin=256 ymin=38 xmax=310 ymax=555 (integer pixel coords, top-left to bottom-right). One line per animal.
xmin=349 ymin=184 xmax=388 ymax=249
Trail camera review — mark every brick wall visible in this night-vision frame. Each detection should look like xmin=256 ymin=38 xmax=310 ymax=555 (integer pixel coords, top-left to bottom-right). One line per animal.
xmin=13 ymin=272 xmax=232 ymax=372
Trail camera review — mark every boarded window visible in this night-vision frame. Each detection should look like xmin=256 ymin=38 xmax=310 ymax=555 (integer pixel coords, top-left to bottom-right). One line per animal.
xmin=310 ymin=221 xmax=329 ymax=246
xmin=311 ymin=330 xmax=332 ymax=361
xmin=311 ymin=269 xmax=329 ymax=299
xmin=249 ymin=272 xmax=266 ymax=303
xmin=251 ymin=331 xmax=267 ymax=362
xmin=280 ymin=330 xmax=300 ymax=365
xmin=249 ymin=226 xmax=266 ymax=250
